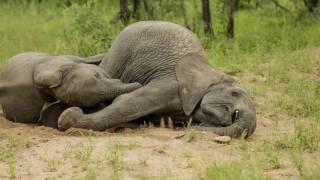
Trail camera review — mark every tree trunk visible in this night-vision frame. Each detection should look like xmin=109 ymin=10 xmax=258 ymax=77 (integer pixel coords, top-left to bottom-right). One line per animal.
xmin=303 ymin=0 xmax=319 ymax=13
xmin=119 ymin=0 xmax=130 ymax=25
xmin=202 ymin=0 xmax=214 ymax=36
xmin=235 ymin=0 xmax=240 ymax=10
xmin=132 ymin=0 xmax=141 ymax=19
xmin=142 ymin=0 xmax=154 ymax=19
xmin=271 ymin=0 xmax=291 ymax=13
xmin=256 ymin=0 xmax=261 ymax=8
xmin=179 ymin=0 xmax=191 ymax=29
xmin=226 ymin=0 xmax=236 ymax=39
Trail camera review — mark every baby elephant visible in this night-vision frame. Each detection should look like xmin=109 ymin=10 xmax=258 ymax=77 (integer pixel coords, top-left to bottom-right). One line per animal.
xmin=0 ymin=52 xmax=142 ymax=128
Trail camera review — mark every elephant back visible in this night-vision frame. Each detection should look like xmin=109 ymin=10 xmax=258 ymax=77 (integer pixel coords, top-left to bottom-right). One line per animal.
xmin=100 ymin=21 xmax=205 ymax=85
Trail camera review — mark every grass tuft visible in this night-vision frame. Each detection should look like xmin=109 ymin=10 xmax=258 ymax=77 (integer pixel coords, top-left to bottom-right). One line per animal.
xmin=201 ymin=160 xmax=268 ymax=180
xmin=105 ymin=141 xmax=124 ymax=180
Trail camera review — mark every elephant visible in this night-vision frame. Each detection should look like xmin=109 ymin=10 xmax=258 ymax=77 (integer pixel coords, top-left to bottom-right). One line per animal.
xmin=0 ymin=52 xmax=142 ymax=128
xmin=58 ymin=21 xmax=257 ymax=138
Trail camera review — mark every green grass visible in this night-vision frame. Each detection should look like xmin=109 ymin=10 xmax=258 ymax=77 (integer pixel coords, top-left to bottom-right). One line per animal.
xmin=105 ymin=140 xmax=124 ymax=180
xmin=73 ymin=142 xmax=94 ymax=162
xmin=263 ymin=141 xmax=281 ymax=169
xmin=83 ymin=167 xmax=97 ymax=180
xmin=0 ymin=3 xmax=70 ymax=64
xmin=0 ymin=136 xmax=33 ymax=178
xmin=44 ymin=158 xmax=61 ymax=172
xmin=187 ymin=128 xmax=197 ymax=142
xmin=201 ymin=160 xmax=267 ymax=180
xmin=7 ymin=158 xmax=16 ymax=179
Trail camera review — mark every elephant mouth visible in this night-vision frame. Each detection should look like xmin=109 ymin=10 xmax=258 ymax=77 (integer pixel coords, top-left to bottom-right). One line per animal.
xmin=202 ymin=103 xmax=241 ymax=126
xmin=208 ymin=109 xmax=240 ymax=127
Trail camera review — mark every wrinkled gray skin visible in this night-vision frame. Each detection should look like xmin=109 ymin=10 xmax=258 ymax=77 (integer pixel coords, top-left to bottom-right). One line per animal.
xmin=0 ymin=52 xmax=142 ymax=128
xmin=59 ymin=21 xmax=256 ymax=138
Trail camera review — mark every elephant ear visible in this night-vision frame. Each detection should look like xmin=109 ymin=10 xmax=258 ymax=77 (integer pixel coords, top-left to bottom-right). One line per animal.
xmin=38 ymin=101 xmax=69 ymax=128
xmin=176 ymin=53 xmax=234 ymax=116
xmin=33 ymin=61 xmax=75 ymax=88
xmin=62 ymin=53 xmax=106 ymax=65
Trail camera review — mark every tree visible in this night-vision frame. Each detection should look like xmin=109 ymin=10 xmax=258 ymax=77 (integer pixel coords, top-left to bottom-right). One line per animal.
xmin=142 ymin=0 xmax=154 ymax=19
xmin=202 ymin=0 xmax=214 ymax=36
xmin=226 ymin=0 xmax=236 ymax=39
xmin=271 ymin=0 xmax=291 ymax=13
xmin=119 ymin=0 xmax=130 ymax=25
xmin=179 ymin=0 xmax=191 ymax=29
xmin=303 ymin=0 xmax=319 ymax=13
xmin=132 ymin=0 xmax=140 ymax=19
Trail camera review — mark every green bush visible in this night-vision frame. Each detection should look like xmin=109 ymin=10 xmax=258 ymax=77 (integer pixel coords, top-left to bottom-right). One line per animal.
xmin=62 ymin=1 xmax=119 ymax=56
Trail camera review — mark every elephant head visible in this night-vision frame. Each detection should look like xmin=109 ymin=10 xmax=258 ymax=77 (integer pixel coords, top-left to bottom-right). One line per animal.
xmin=176 ymin=53 xmax=256 ymax=138
xmin=33 ymin=56 xmax=142 ymax=107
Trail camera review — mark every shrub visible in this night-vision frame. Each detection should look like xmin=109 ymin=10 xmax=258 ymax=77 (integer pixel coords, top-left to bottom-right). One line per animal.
xmin=63 ymin=1 xmax=119 ymax=56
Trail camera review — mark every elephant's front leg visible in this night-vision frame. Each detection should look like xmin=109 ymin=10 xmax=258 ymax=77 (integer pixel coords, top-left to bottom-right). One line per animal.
xmin=58 ymin=80 xmax=181 ymax=131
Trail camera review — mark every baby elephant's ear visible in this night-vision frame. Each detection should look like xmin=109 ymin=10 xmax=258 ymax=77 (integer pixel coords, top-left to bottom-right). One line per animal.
xmin=62 ymin=53 xmax=106 ymax=65
xmin=33 ymin=60 xmax=74 ymax=89
xmin=176 ymin=53 xmax=233 ymax=116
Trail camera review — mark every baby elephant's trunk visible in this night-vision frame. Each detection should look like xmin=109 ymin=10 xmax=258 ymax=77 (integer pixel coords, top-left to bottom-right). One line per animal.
xmin=103 ymin=80 xmax=142 ymax=100
xmin=197 ymin=110 xmax=256 ymax=138
xmin=210 ymin=111 xmax=256 ymax=138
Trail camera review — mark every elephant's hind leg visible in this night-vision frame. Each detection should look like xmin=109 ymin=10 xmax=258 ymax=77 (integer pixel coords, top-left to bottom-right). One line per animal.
xmin=58 ymin=80 xmax=181 ymax=131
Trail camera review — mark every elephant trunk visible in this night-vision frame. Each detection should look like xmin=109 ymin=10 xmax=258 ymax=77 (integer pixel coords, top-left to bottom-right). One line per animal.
xmin=102 ymin=80 xmax=142 ymax=100
xmin=83 ymin=53 xmax=106 ymax=64
xmin=201 ymin=111 xmax=256 ymax=138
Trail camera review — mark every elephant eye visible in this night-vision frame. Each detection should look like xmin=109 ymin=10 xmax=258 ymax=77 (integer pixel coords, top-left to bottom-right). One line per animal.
xmin=94 ymin=73 xmax=101 ymax=79
xmin=231 ymin=90 xmax=241 ymax=97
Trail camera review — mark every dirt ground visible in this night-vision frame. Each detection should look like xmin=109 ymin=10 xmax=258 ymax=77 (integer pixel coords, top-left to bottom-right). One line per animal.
xmin=0 ymin=108 xmax=317 ymax=180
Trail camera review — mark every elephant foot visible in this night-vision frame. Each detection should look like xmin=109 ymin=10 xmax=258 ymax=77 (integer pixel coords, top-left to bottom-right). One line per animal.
xmin=58 ymin=107 xmax=82 ymax=131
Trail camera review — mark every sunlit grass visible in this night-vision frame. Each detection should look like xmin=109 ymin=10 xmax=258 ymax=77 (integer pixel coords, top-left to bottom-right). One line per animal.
xmin=201 ymin=160 xmax=267 ymax=180
xmin=105 ymin=140 xmax=124 ymax=180
xmin=0 ymin=2 xmax=74 ymax=65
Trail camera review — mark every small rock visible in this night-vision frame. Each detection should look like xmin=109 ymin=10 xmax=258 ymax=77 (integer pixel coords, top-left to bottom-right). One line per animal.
xmin=157 ymin=149 xmax=166 ymax=154
xmin=213 ymin=136 xmax=231 ymax=144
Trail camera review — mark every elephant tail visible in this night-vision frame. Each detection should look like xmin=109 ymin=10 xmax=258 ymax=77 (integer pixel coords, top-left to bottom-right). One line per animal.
xmin=86 ymin=53 xmax=106 ymax=63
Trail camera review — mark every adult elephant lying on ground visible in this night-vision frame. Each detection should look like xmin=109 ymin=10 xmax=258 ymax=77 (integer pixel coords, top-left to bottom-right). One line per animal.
xmin=59 ymin=21 xmax=257 ymax=138
xmin=0 ymin=52 xmax=141 ymax=128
